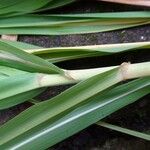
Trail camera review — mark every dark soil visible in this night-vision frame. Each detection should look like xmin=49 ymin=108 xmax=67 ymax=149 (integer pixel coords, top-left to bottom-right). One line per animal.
xmin=0 ymin=0 xmax=150 ymax=149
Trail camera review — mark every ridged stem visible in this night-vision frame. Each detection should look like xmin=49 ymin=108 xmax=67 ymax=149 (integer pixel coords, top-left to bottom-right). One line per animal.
xmin=40 ymin=62 xmax=150 ymax=87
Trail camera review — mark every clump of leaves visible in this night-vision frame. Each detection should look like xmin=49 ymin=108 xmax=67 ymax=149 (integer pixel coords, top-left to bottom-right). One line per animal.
xmin=0 ymin=39 xmax=150 ymax=149
xmin=0 ymin=2 xmax=150 ymax=149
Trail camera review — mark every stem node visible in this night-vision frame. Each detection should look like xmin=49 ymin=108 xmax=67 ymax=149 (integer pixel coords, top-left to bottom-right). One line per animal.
xmin=120 ymin=62 xmax=131 ymax=80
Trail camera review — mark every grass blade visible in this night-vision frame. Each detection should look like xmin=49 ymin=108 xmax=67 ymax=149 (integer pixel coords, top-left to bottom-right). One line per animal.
xmin=0 ymin=12 xmax=149 ymax=35
xmin=97 ymin=121 xmax=150 ymax=141
xmin=0 ymin=40 xmax=63 ymax=74
xmin=0 ymin=62 xmax=149 ymax=109
xmin=0 ymin=39 xmax=41 ymax=49
xmin=1 ymin=77 xmax=149 ymax=149
xmin=0 ymin=0 xmax=52 ymax=16
xmin=0 ymin=68 xmax=122 ymax=144
xmin=0 ymin=89 xmax=45 ymax=110
xmin=1 ymin=62 xmax=150 ymax=145
xmin=0 ymin=65 xmax=45 ymax=109
xmin=27 ymin=41 xmax=150 ymax=62
xmin=0 ymin=0 xmax=75 ymax=17
xmin=2 ymin=40 xmax=150 ymax=62
xmin=35 ymin=0 xmax=75 ymax=11
xmin=0 ymin=66 xmax=26 ymax=79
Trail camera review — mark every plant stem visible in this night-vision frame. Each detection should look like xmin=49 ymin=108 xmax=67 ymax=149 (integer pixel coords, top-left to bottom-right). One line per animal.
xmin=123 ymin=62 xmax=150 ymax=79
xmin=40 ymin=62 xmax=150 ymax=87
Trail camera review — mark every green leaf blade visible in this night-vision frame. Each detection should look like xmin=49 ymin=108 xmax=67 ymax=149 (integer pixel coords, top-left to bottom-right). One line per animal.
xmin=97 ymin=121 xmax=150 ymax=141
xmin=0 ymin=68 xmax=121 ymax=145
xmin=0 ymin=40 xmax=63 ymax=74
xmin=1 ymin=77 xmax=149 ymax=149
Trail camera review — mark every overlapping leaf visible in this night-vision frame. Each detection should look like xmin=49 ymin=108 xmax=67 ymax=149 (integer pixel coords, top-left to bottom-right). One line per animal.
xmin=0 ymin=11 xmax=149 ymax=35
xmin=0 ymin=41 xmax=149 ymax=113
xmin=0 ymin=40 xmax=63 ymax=74
xmin=0 ymin=0 xmax=75 ymax=17
xmin=2 ymin=40 xmax=150 ymax=62
xmin=0 ymin=64 xmax=114 ymax=109
xmin=0 ymin=89 xmax=45 ymax=110
xmin=0 ymin=68 xmax=121 ymax=144
xmin=0 ymin=77 xmax=149 ymax=149
xmin=26 ymin=41 xmax=150 ymax=62
xmin=0 ymin=1 xmax=149 ymax=149
xmin=0 ymin=40 xmax=64 ymax=109
xmin=0 ymin=65 xmax=46 ymax=109
xmin=1 ymin=64 xmax=150 ymax=145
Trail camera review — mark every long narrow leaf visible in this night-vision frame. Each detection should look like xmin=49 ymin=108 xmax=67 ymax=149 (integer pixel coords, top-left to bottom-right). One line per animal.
xmin=0 ymin=40 xmax=41 ymax=50
xmin=0 ymin=66 xmax=46 ymax=109
xmin=0 ymin=62 xmax=150 ymax=109
xmin=0 ymin=0 xmax=75 ymax=17
xmin=1 ymin=63 xmax=150 ymax=145
xmin=2 ymin=40 xmax=150 ymax=62
xmin=97 ymin=121 xmax=150 ymax=141
xmin=0 ymin=12 xmax=149 ymax=35
xmin=0 ymin=66 xmax=26 ymax=79
xmin=0 ymin=68 xmax=122 ymax=144
xmin=27 ymin=41 xmax=150 ymax=62
xmin=0 ymin=89 xmax=45 ymax=110
xmin=0 ymin=40 xmax=63 ymax=74
xmin=0 ymin=0 xmax=52 ymax=16
xmin=1 ymin=78 xmax=149 ymax=149
xmin=35 ymin=0 xmax=75 ymax=12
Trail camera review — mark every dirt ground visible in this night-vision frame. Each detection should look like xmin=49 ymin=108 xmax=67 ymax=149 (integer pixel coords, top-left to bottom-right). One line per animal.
xmin=0 ymin=0 xmax=150 ymax=149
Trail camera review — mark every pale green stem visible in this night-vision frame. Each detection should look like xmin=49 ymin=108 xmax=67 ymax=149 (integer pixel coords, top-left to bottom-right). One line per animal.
xmin=40 ymin=62 xmax=150 ymax=87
